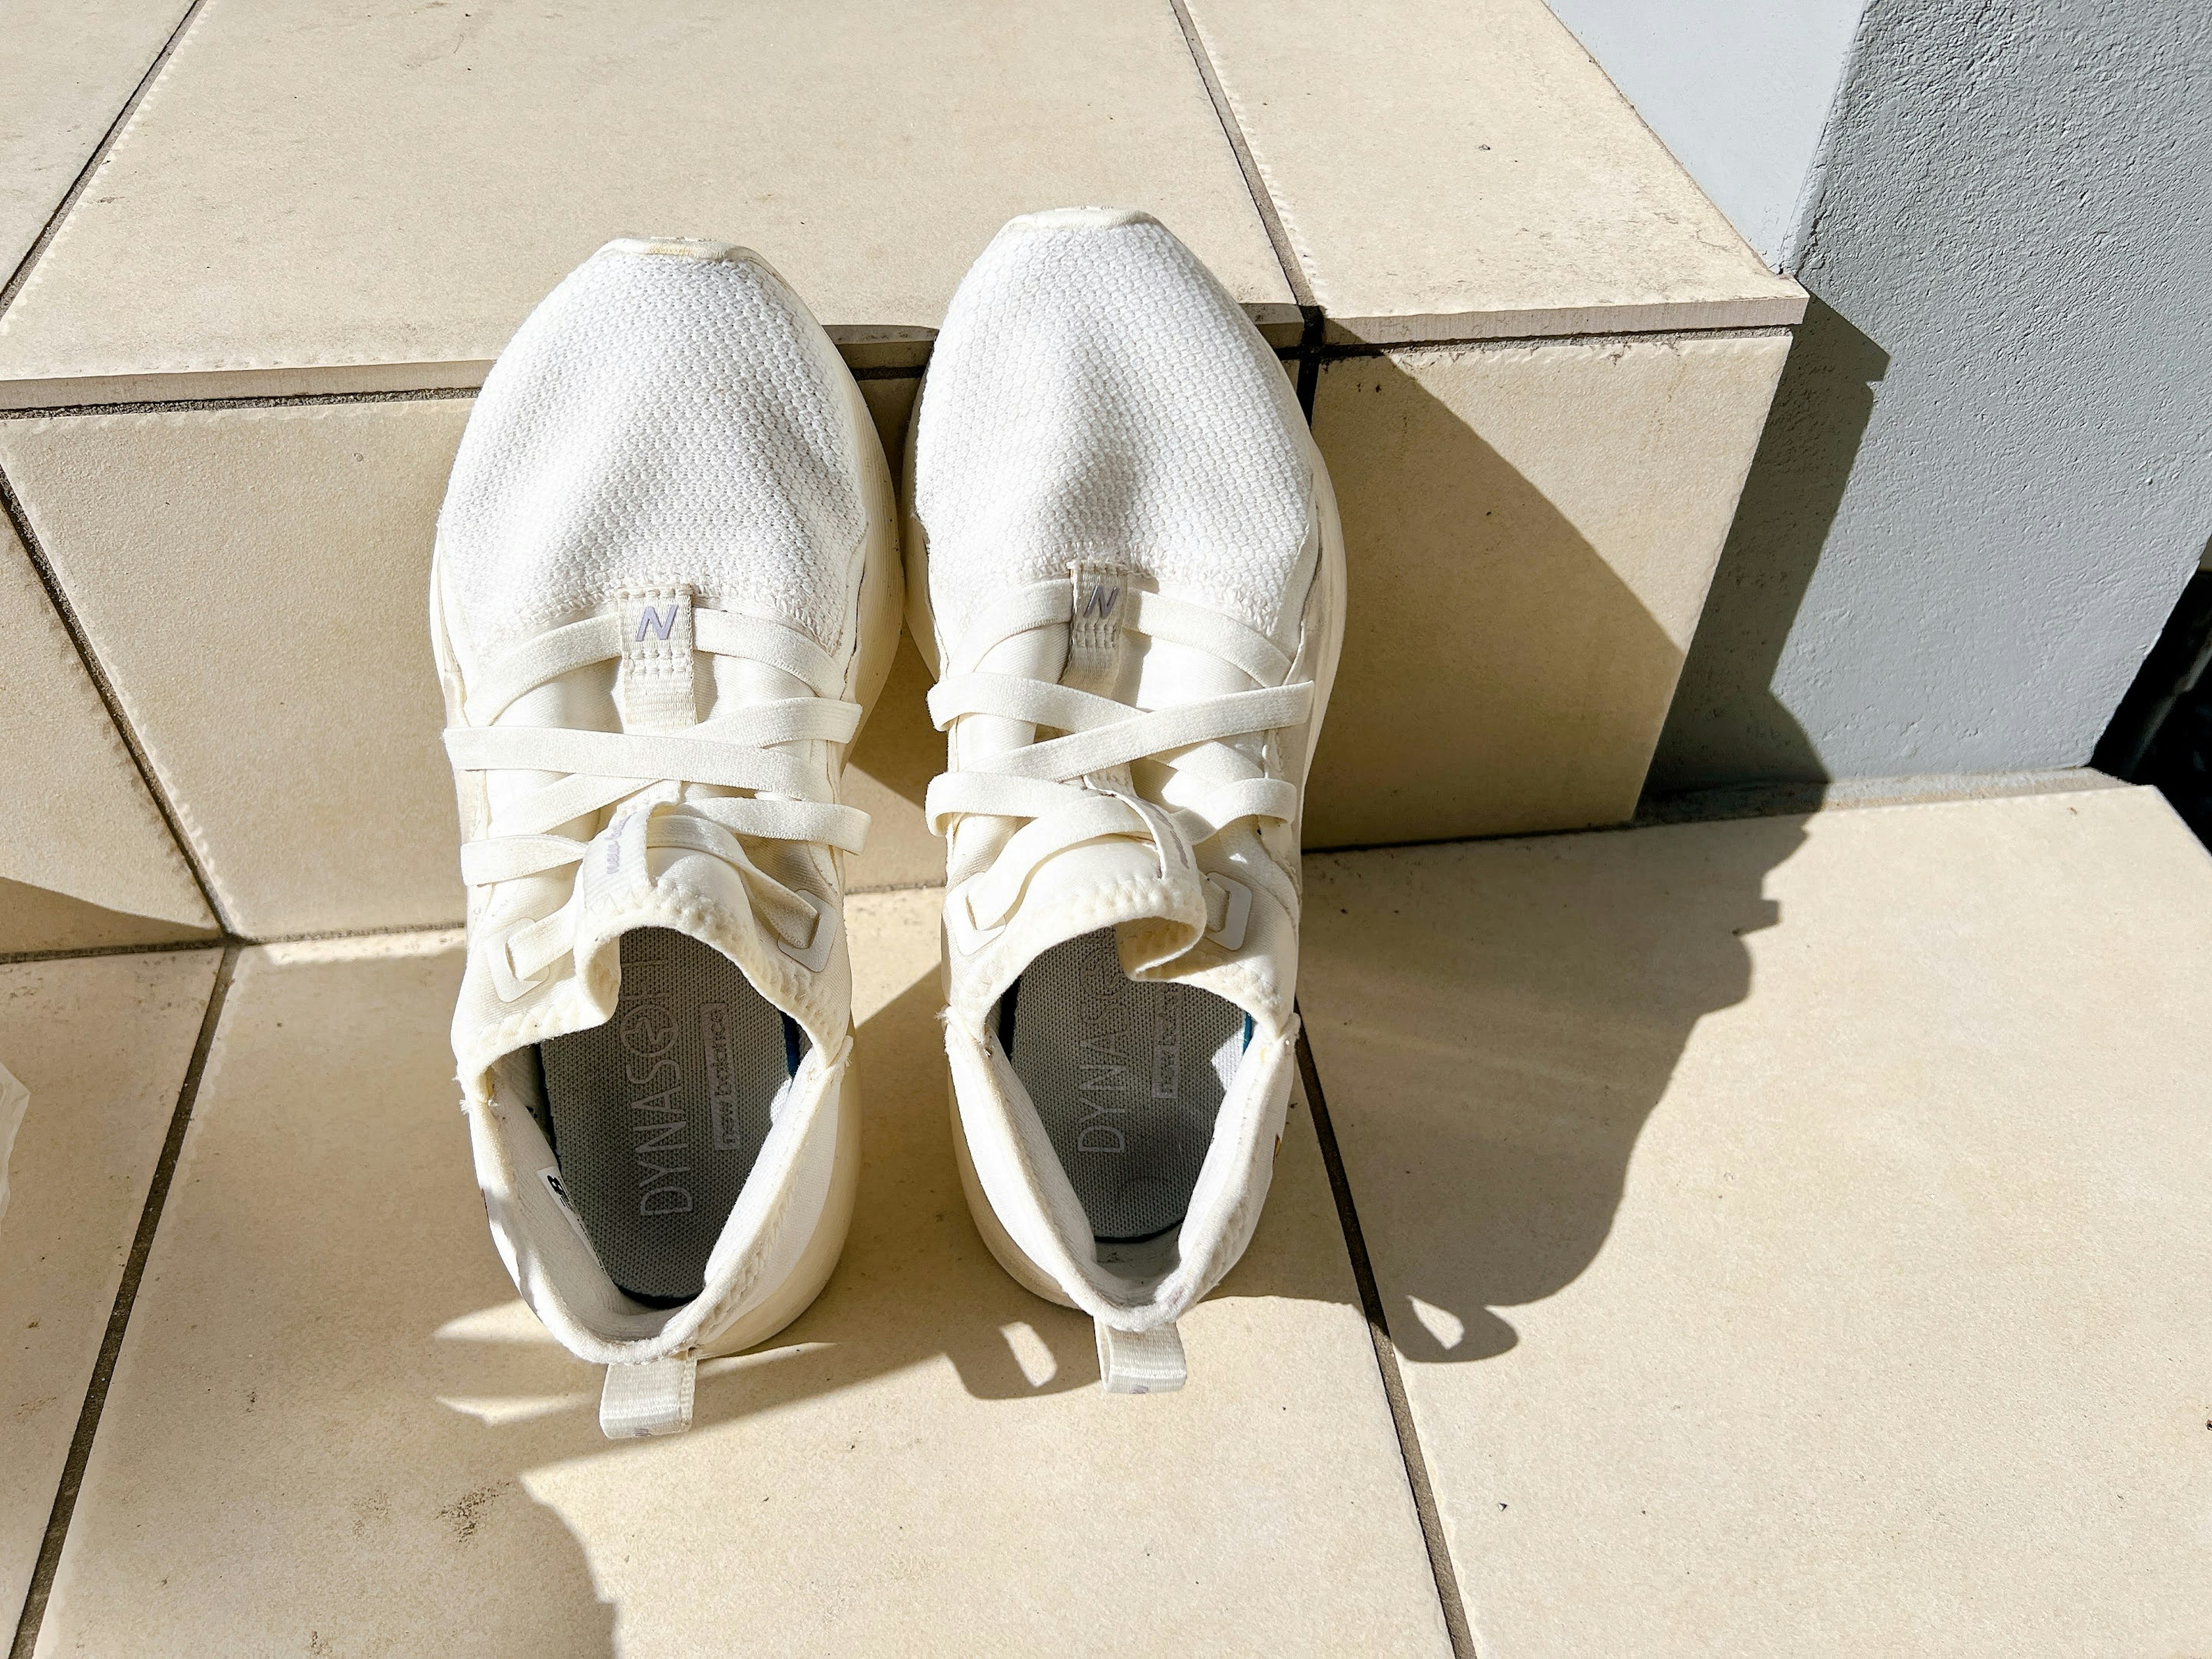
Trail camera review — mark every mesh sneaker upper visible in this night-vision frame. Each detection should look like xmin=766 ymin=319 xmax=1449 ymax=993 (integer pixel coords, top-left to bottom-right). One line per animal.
xmin=439 ymin=243 xmax=867 ymax=658
xmin=914 ymin=213 xmax=1312 ymax=649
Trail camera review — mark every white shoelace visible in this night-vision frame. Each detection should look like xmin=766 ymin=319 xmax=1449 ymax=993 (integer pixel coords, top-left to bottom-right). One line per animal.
xmin=444 ymin=607 xmax=866 ymax=988
xmin=925 ymin=575 xmax=1313 ymax=938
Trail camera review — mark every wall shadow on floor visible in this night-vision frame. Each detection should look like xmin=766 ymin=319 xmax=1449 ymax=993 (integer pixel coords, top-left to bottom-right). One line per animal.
xmin=1301 ymin=807 xmax=1812 ymax=1365
xmin=1646 ymin=297 xmax=1887 ymax=794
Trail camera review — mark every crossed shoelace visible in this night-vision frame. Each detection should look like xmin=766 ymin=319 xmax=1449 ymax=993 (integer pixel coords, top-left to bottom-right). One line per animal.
xmin=443 ymin=607 xmax=866 ymax=988
xmin=924 ymin=576 xmax=1313 ymax=939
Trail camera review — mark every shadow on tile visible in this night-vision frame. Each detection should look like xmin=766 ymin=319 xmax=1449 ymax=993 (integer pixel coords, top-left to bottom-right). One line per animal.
xmin=0 ymin=876 xmax=221 ymax=956
xmin=433 ymin=973 xmax=1104 ymax=1449
xmin=42 ymin=910 xmax=1427 ymax=1654
xmin=1302 ymin=809 xmax=1813 ymax=1365
xmin=1647 ymin=297 xmax=1888 ymax=793
xmin=433 ymin=955 xmax=1412 ymax=1654
xmin=1307 ymin=335 xmax=1787 ymax=846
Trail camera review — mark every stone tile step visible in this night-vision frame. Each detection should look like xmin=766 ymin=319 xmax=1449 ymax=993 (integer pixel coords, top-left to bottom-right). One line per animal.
xmin=12 ymin=786 xmax=2206 ymax=1653
xmin=26 ymin=894 xmax=1451 ymax=1657
xmin=0 ymin=331 xmax=1789 ymax=942
xmin=0 ymin=946 xmax=220 ymax=1631
xmin=1301 ymin=782 xmax=2212 ymax=1654
xmin=1182 ymin=0 xmax=1801 ymax=345
xmin=0 ymin=0 xmax=1798 ymax=406
xmin=0 ymin=511 xmax=215 ymax=950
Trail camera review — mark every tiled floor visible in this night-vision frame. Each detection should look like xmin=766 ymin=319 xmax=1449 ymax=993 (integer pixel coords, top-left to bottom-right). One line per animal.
xmin=0 ymin=0 xmax=193 ymax=278
xmin=1305 ymin=783 xmax=2212 ymax=1655
xmin=22 ymin=898 xmax=1447 ymax=1658
xmin=0 ymin=948 xmax=218 ymax=1624
xmin=7 ymin=785 xmax=2209 ymax=1655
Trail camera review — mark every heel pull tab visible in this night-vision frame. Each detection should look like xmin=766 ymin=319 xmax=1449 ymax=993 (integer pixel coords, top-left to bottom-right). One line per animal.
xmin=600 ymin=1354 xmax=698 ymax=1438
xmin=1096 ymin=1319 xmax=1186 ymax=1395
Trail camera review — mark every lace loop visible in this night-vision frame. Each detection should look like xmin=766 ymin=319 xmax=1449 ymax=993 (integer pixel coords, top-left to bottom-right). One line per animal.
xmin=450 ymin=603 xmax=864 ymax=985
xmin=929 ymin=575 xmax=1309 ymax=937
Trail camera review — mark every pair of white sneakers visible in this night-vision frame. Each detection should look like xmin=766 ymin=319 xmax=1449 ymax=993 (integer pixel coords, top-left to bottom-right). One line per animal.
xmin=432 ymin=209 xmax=1344 ymax=1438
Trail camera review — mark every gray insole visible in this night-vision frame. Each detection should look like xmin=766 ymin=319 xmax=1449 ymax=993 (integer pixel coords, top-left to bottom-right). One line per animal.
xmin=1001 ymin=929 xmax=1248 ymax=1243
xmin=538 ymin=929 xmax=801 ymax=1305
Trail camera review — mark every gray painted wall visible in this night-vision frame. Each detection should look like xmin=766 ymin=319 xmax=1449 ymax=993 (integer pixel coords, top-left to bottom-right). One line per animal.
xmin=1565 ymin=0 xmax=2212 ymax=791
xmin=1547 ymin=0 xmax=1865 ymax=267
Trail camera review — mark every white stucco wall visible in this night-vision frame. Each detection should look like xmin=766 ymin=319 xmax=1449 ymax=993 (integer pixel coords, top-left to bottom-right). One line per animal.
xmin=1556 ymin=0 xmax=2212 ymax=790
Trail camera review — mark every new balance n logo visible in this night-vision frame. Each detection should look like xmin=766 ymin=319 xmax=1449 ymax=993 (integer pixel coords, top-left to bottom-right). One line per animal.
xmin=635 ymin=604 xmax=680 ymax=642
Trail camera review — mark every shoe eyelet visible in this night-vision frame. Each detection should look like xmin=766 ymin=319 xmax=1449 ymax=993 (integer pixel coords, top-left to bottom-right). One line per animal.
xmin=779 ymin=891 xmax=840 ymax=974
xmin=1203 ymin=874 xmax=1252 ymax=952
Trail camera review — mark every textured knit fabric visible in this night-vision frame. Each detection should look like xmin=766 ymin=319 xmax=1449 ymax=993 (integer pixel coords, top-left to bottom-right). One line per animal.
xmin=915 ymin=213 xmax=1310 ymax=648
xmin=441 ymin=244 xmax=866 ymax=656
xmin=914 ymin=211 xmax=1342 ymax=1349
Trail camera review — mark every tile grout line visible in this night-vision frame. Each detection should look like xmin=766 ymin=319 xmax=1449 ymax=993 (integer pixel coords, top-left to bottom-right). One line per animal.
xmin=0 ymin=0 xmax=211 ymax=321
xmin=0 ymin=935 xmax=223 ymax=969
xmin=0 ymin=386 xmax=483 ymax=421
xmin=1318 ymin=322 xmax=1793 ymax=359
xmin=1296 ymin=1018 xmax=1478 ymax=1658
xmin=1163 ymin=0 xmax=1327 ymax=415
xmin=0 ymin=461 xmax=231 ymax=933
xmin=0 ymin=915 xmax=472 ymax=969
xmin=0 ymin=888 xmax=943 ymax=969
xmin=0 ymin=323 xmax=1794 ymax=422
xmin=9 ymin=942 xmax=239 ymax=1659
xmin=1164 ymin=0 xmax=1317 ymax=315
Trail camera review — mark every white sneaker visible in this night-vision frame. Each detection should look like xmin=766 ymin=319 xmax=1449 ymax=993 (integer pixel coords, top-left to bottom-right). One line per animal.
xmin=431 ymin=238 xmax=900 ymax=1437
xmin=904 ymin=209 xmax=1344 ymax=1392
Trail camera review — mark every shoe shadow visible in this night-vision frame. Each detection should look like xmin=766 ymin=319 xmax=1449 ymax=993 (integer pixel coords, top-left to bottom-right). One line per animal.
xmin=1293 ymin=306 xmax=1853 ymax=1369
xmin=1300 ymin=808 xmax=1813 ymax=1368
xmin=436 ymin=969 xmax=1099 ymax=1462
xmin=423 ymin=933 xmax=1395 ymax=1654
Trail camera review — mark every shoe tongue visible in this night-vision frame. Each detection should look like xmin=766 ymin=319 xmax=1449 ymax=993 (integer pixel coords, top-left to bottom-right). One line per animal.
xmin=965 ymin=825 xmax=1208 ymax=1021
xmin=455 ymin=591 xmax=842 ymax=1088
xmin=948 ymin=563 xmax=1216 ymax=1007
xmin=454 ymin=834 xmax=801 ymax=1094
xmin=567 ymin=811 xmax=783 ymax=1006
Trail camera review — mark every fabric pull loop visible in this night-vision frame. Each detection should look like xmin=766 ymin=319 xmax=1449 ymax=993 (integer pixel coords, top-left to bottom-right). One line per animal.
xmin=1065 ymin=562 xmax=1131 ymax=695
xmin=1096 ymin=1319 xmax=1186 ymax=1395
xmin=599 ymin=1354 xmax=698 ymax=1438
xmin=617 ymin=588 xmax=696 ymax=733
